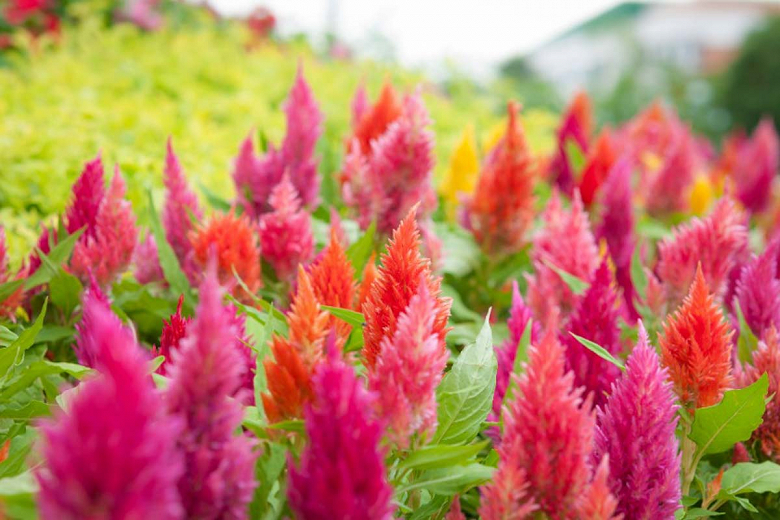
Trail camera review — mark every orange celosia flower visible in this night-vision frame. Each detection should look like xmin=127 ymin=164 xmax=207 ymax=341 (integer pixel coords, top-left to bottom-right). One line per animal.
xmin=310 ymin=228 xmax=356 ymax=311
xmin=361 ymin=209 xmax=450 ymax=370
xmin=351 ymin=82 xmax=403 ymax=155
xmin=261 ymin=336 xmax=314 ymax=423
xmin=660 ymin=265 xmax=733 ymax=409
xmin=356 ymin=253 xmax=378 ymax=311
xmin=190 ymin=211 xmax=261 ymax=303
xmin=287 ymin=266 xmax=331 ymax=369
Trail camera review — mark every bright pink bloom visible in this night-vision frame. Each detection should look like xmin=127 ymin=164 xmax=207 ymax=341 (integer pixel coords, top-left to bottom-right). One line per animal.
xmin=288 ymin=337 xmax=394 ymax=520
xmin=735 ymin=240 xmax=780 ymax=338
xmin=593 ymin=323 xmax=681 ymax=519
xmin=115 ymin=0 xmax=162 ymax=30
xmin=733 ymin=119 xmax=780 ymax=214
xmin=656 ymin=198 xmax=748 ymax=308
xmin=258 ymin=176 xmax=314 ymax=281
xmin=643 ymin=127 xmax=697 ymax=216
xmin=65 ymin=155 xmax=105 ymax=239
xmin=74 ymin=279 xmax=119 ymax=368
xmin=369 ymin=279 xmax=450 ymax=447
xmin=36 ymin=302 xmax=184 ymax=519
xmin=527 ymin=190 xmax=599 ymax=325
xmin=70 ymin=167 xmax=138 ymax=287
xmin=26 ymin=227 xmax=53 ymax=279
xmin=134 ymin=233 xmax=165 ymax=284
xmin=165 ymin=269 xmax=258 ymax=518
xmin=549 ymin=91 xmax=592 ymax=195
xmin=163 ymin=139 xmax=202 ymax=275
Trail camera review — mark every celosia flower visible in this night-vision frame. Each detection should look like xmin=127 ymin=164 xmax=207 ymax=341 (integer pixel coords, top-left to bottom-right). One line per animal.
xmin=643 ymin=127 xmax=698 ymax=216
xmin=357 ymin=252 xmax=378 ymax=310
xmin=115 ymin=0 xmax=162 ymax=31
xmin=36 ymin=301 xmax=183 ymax=519
xmin=258 ymin=176 xmax=314 ymax=282
xmin=549 ymin=91 xmax=593 ymax=194
xmin=369 ymin=279 xmax=450 ymax=447
xmin=526 ymin=190 xmax=599 ymax=324
xmin=579 ymin=129 xmax=617 ymax=206
xmin=594 ymin=323 xmax=681 ymax=519
xmin=362 ymin=209 xmax=450 ymax=370
xmin=133 ymin=233 xmax=165 ymax=285
xmin=151 ymin=295 xmax=190 ymax=375
xmin=351 ymin=81 xmax=403 ymax=156
xmin=735 ymin=240 xmax=780 ymax=339
xmin=738 ymin=326 xmax=780 ymax=461
xmin=25 ymin=226 xmax=53 ymax=280
xmin=479 ymin=464 xmax=538 ymax=520
xmin=70 ymin=167 xmax=138 ymax=287
xmin=165 ymin=269 xmax=257 ymax=518
xmin=733 ymin=118 xmax=779 ymax=214
xmin=261 ymin=335 xmax=314 ymax=423
xmin=73 ymin=278 xmax=117 ymax=368
xmin=0 ymin=227 xmax=25 ymax=320
xmin=562 ymin=258 xmax=623 ymax=408
xmin=660 ymin=265 xmax=733 ymax=409
xmin=656 ymin=198 xmax=748 ymax=308
xmin=440 ymin=125 xmax=480 ymax=213
xmin=351 ymin=83 xmax=369 ymax=128
xmin=482 ymin=328 xmax=595 ymax=518
xmin=65 ymin=154 xmax=105 ymax=238
xmin=286 ymin=266 xmax=331 ymax=369
xmin=309 ymin=227 xmax=356 ymax=338
xmin=576 ymin=457 xmax=620 ymax=520
xmin=445 ymin=497 xmax=466 ymax=520
xmin=162 ymin=139 xmax=202 ymax=276
xmin=462 ymin=102 xmax=536 ymax=255
xmin=190 ymin=210 xmax=260 ymax=303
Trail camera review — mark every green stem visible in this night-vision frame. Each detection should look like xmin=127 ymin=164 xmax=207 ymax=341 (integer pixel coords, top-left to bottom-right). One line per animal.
xmin=680 ymin=424 xmax=698 ymax=496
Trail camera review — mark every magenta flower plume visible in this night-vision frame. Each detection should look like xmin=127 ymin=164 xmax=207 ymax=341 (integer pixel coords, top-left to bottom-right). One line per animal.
xmin=735 ymin=240 xmax=780 ymax=339
xmin=65 ymin=154 xmax=105 ymax=238
xmin=489 ymin=281 xmax=540 ymax=440
xmin=288 ymin=334 xmax=394 ymax=520
xmin=593 ymin=323 xmax=681 ymax=520
xmin=258 ymin=175 xmax=314 ymax=281
xmin=644 ymin=126 xmax=697 ymax=216
xmin=734 ymin=118 xmax=779 ymax=214
xmin=527 ymin=190 xmax=599 ymax=325
xmin=36 ymin=302 xmax=184 ymax=520
xmin=134 ymin=233 xmax=165 ymax=284
xmin=369 ymin=278 xmax=450 ymax=447
xmin=562 ymin=258 xmax=623 ymax=409
xmin=74 ymin=278 xmax=120 ymax=368
xmin=656 ymin=198 xmax=748 ymax=308
xmin=71 ymin=167 xmax=138 ymax=287
xmin=232 ymin=133 xmax=274 ymax=218
xmin=549 ymin=91 xmax=592 ymax=195
xmin=280 ymin=66 xmax=324 ymax=207
xmin=163 ymin=139 xmax=202 ymax=275
xmin=165 ymin=268 xmax=257 ymax=518
xmin=152 ymin=294 xmax=191 ymax=375
xmin=484 ymin=328 xmax=595 ymax=518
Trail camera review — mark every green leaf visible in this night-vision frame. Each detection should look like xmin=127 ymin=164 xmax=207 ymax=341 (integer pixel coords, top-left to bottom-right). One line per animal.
xmin=435 ymin=222 xmax=481 ymax=277
xmin=396 ymin=463 xmax=494 ymax=496
xmin=565 ymin=138 xmax=586 ymax=173
xmin=0 ymin=401 xmax=51 ymax=420
xmin=147 ymin=191 xmax=191 ymax=299
xmin=0 ymin=326 xmax=18 ymax=348
xmin=543 ymin=259 xmax=589 ymax=295
xmin=49 ymin=268 xmax=83 ymax=317
xmin=150 ymin=355 xmax=165 ymax=372
xmin=735 ymin=302 xmax=759 ymax=364
xmin=199 ymin=183 xmax=232 ymax=212
xmin=320 ymin=305 xmax=364 ymax=327
xmin=24 ymin=227 xmax=85 ymax=290
xmin=630 ymin=244 xmax=648 ymax=301
xmin=569 ymin=333 xmax=626 ymax=371
xmin=346 ymin=220 xmax=376 ymax=276
xmin=266 ymin=419 xmax=304 ymax=433
xmin=0 ymin=299 xmax=47 ymax=383
xmin=0 ymin=280 xmax=23 ymax=307
xmin=0 ymin=360 xmax=90 ymax=401
xmin=34 ymin=325 xmax=74 ymax=344
xmin=681 ymin=508 xmax=724 ymax=519
xmin=434 ymin=313 xmax=497 ymax=445
xmin=399 ymin=441 xmax=489 ymax=471
xmin=718 ymin=461 xmax=780 ymax=498
xmin=503 ymin=318 xmax=533 ymax=409
xmin=689 ymin=374 xmax=769 ymax=455
xmin=0 ymin=428 xmax=35 ymax=479
xmin=0 ymin=470 xmax=37 ymax=497
xmin=249 ymin=441 xmax=287 ymax=518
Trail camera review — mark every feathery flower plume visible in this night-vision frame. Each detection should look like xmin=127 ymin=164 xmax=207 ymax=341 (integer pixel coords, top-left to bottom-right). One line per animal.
xmin=733 ymin=118 xmax=779 ymax=214
xmin=73 ymin=279 xmax=117 ymax=368
xmin=70 ymin=167 xmax=138 ymax=287
xmin=288 ymin=335 xmax=394 ymax=520
xmin=479 ymin=464 xmax=538 ymax=520
xmin=351 ymin=81 xmax=403 ymax=155
xmin=643 ymin=127 xmax=697 ymax=216
xmin=190 ymin=210 xmax=260 ymax=303
xmin=735 ymin=240 xmax=780 ymax=339
xmin=576 ymin=457 xmax=620 ymax=520
xmin=445 ymin=497 xmax=466 ymax=520
xmin=579 ymin=129 xmax=617 ymax=206
xmin=660 ymin=265 xmax=733 ymax=409
xmin=165 ymin=268 xmax=257 ymax=518
xmin=351 ymin=83 xmax=369 ymax=127
xmin=162 ymin=139 xmax=202 ymax=274
xmin=482 ymin=328 xmax=595 ymax=518
xmin=656 ymin=198 xmax=748 ymax=307
xmin=232 ymin=133 xmax=276 ymax=218
xmin=562 ymin=258 xmax=623 ymax=408
xmin=361 ymin=209 xmax=450 ymax=370
xmin=133 ymin=233 xmax=165 ymax=285
xmin=286 ymin=266 xmax=331 ymax=369
xmin=369 ymin=279 xmax=450 ymax=447
xmin=36 ymin=302 xmax=183 ymax=519
xmin=151 ymin=295 xmax=190 ymax=375
xmin=261 ymin=336 xmax=314 ymax=423
xmin=309 ymin=227 xmax=357 ymax=338
xmin=549 ymin=91 xmax=592 ymax=194
xmin=527 ymin=190 xmax=599 ymax=324
xmin=440 ymin=125 xmax=480 ymax=213
xmin=462 ymin=101 xmax=536 ymax=255
xmin=65 ymin=154 xmax=105 ymax=238
xmin=594 ymin=324 xmax=681 ymax=519
xmin=0 ymin=227 xmax=25 ymax=320
xmin=258 ymin=176 xmax=314 ymax=282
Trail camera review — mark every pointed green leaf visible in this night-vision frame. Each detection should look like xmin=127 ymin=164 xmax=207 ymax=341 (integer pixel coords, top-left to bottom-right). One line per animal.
xmin=49 ymin=268 xmax=83 ymax=317
xmin=718 ymin=461 xmax=780 ymax=499
xmin=630 ymin=244 xmax=648 ymax=301
xmin=147 ymin=190 xmax=191 ymax=299
xmin=396 ymin=463 xmax=494 ymax=496
xmin=543 ymin=259 xmax=589 ymax=295
xmin=0 ymin=299 xmax=47 ymax=383
xmin=399 ymin=441 xmax=489 ymax=471
xmin=0 ymin=326 xmax=18 ymax=348
xmin=565 ymin=138 xmax=586 ymax=173
xmin=24 ymin=227 xmax=85 ymax=290
xmin=321 ymin=305 xmax=364 ymax=327
xmin=0 ymin=280 xmax=23 ymax=307
xmin=570 ymin=333 xmax=625 ymax=371
xmin=735 ymin=302 xmax=759 ymax=364
xmin=503 ymin=319 xmax=533 ymax=410
xmin=346 ymin=220 xmax=376 ymax=276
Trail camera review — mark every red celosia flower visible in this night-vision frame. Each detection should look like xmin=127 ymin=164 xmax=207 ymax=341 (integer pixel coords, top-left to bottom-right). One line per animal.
xmin=287 ymin=266 xmax=331 ymax=369
xmin=643 ymin=127 xmax=698 ymax=216
xmin=152 ymin=295 xmax=191 ymax=375
xmin=462 ymin=101 xmax=536 ymax=255
xmin=351 ymin=81 xmax=403 ymax=155
xmin=361 ymin=209 xmax=450 ymax=370
xmin=261 ymin=336 xmax=314 ymax=423
xmin=549 ymin=91 xmax=593 ymax=194
xmin=660 ymin=265 xmax=733 ymax=409
xmin=258 ymin=176 xmax=314 ymax=282
xmin=576 ymin=457 xmax=620 ymax=520
xmin=162 ymin=139 xmax=202 ymax=279
xmin=579 ymin=129 xmax=617 ymax=206
xmin=190 ymin=211 xmax=261 ymax=303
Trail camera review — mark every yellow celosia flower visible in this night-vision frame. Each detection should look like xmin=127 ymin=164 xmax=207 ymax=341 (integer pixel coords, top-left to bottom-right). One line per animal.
xmin=440 ymin=125 xmax=480 ymax=216
xmin=689 ymin=174 xmax=715 ymax=216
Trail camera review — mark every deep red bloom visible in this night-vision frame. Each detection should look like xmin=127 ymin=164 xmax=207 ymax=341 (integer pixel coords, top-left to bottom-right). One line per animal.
xmin=152 ymin=295 xmax=191 ymax=375
xmin=579 ymin=129 xmax=617 ymax=206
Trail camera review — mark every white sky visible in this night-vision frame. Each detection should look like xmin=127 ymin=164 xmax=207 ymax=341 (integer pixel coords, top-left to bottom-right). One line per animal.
xmin=211 ymin=0 xmax=623 ymax=75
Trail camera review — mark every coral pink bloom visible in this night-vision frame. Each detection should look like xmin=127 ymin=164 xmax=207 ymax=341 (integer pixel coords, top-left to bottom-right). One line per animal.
xmin=165 ymin=269 xmax=257 ymax=518
xmin=656 ymin=198 xmax=748 ymax=308
xmin=549 ymin=91 xmax=593 ymax=194
xmin=579 ymin=129 xmax=617 ymax=207
xmin=479 ymin=464 xmax=538 ymax=520
xmin=133 ymin=233 xmax=165 ymax=284
xmin=526 ymin=190 xmax=599 ymax=325
xmin=258 ymin=176 xmax=314 ymax=282
xmin=483 ymin=328 xmax=595 ymax=518
xmin=661 ymin=265 xmax=733 ymax=409
xmin=576 ymin=457 xmax=620 ymax=520
xmin=70 ymin=167 xmax=138 ymax=287
xmin=445 ymin=497 xmax=466 ymax=520
xmin=163 ymin=139 xmax=202 ymax=276
xmin=288 ymin=337 xmax=394 ymax=520
xmin=36 ymin=302 xmax=184 ymax=520
xmin=733 ymin=119 xmax=779 ymax=214
xmin=370 ymin=279 xmax=450 ymax=447
xmin=735 ymin=240 xmax=780 ymax=338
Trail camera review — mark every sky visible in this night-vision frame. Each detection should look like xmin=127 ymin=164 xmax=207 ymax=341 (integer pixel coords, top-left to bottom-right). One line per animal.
xmin=211 ymin=0 xmax=623 ymax=76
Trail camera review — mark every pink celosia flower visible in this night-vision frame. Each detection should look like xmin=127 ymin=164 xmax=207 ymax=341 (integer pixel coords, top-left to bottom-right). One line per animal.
xmin=36 ymin=301 xmax=184 ymax=519
xmin=70 ymin=167 xmax=138 ymax=287
xmin=288 ymin=336 xmax=394 ymax=520
xmin=479 ymin=464 xmax=538 ymax=520
xmin=656 ymin=198 xmax=748 ymax=308
xmin=561 ymin=258 xmax=623 ymax=409
xmin=643 ymin=127 xmax=697 ymax=216
xmin=258 ymin=176 xmax=314 ymax=281
xmin=65 ymin=154 xmax=105 ymax=239
xmin=549 ymin=91 xmax=592 ymax=195
xmin=165 ymin=268 xmax=257 ymax=518
xmin=74 ymin=278 xmax=119 ymax=368
xmin=733 ymin=119 xmax=779 ymax=214
xmin=593 ymin=323 xmax=681 ymax=519
xmin=735 ymin=240 xmax=780 ymax=339
xmin=369 ymin=279 xmax=450 ymax=447
xmin=133 ymin=233 xmax=165 ymax=284
xmin=163 ymin=139 xmax=202 ymax=277
xmin=445 ymin=496 xmax=466 ymax=520
xmin=526 ymin=190 xmax=599 ymax=325
xmin=484 ymin=328 xmax=595 ymax=518
xmin=351 ymin=83 xmax=369 ymax=127
xmin=115 ymin=0 xmax=162 ymax=31
xmin=576 ymin=456 xmax=620 ymax=520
